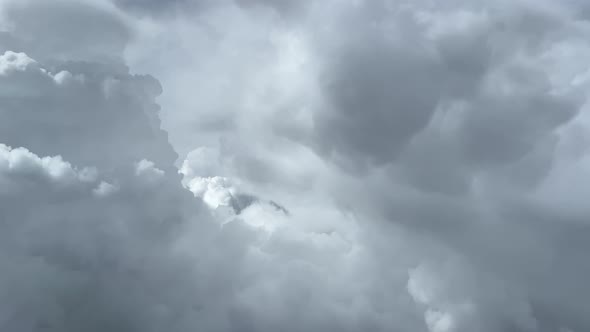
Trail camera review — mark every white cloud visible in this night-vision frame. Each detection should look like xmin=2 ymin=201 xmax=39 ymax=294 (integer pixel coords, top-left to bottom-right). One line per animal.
xmin=185 ymin=175 xmax=235 ymax=208
xmin=135 ymin=159 xmax=165 ymax=179
xmin=93 ymin=181 xmax=119 ymax=197
xmin=0 ymin=50 xmax=37 ymax=74
xmin=0 ymin=143 xmax=96 ymax=184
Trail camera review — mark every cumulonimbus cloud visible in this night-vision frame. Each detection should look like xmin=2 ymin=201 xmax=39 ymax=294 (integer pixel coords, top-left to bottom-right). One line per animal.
xmin=1 ymin=0 xmax=590 ymax=331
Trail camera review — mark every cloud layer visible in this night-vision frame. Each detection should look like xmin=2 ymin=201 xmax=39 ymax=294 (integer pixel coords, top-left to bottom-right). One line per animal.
xmin=1 ymin=0 xmax=590 ymax=331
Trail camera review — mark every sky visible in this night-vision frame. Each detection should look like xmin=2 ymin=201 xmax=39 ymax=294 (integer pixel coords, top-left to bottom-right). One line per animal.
xmin=0 ymin=0 xmax=589 ymax=331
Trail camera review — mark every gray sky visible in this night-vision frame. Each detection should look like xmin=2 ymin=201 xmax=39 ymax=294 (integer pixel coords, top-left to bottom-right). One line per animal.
xmin=1 ymin=0 xmax=590 ymax=331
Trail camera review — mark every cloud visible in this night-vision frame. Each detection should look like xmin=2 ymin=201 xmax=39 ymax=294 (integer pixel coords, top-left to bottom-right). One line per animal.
xmin=0 ymin=49 xmax=177 ymax=176
xmin=0 ymin=143 xmax=97 ymax=197
xmin=3 ymin=0 xmax=590 ymax=331
xmin=113 ymin=0 xmax=305 ymax=18
xmin=0 ymin=0 xmax=131 ymax=63
xmin=124 ymin=0 xmax=590 ymax=331
xmin=407 ymin=258 xmax=538 ymax=332
xmin=0 ymin=2 xmax=424 ymax=332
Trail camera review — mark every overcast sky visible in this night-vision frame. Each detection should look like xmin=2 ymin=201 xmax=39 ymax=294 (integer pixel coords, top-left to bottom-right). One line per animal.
xmin=1 ymin=0 xmax=590 ymax=331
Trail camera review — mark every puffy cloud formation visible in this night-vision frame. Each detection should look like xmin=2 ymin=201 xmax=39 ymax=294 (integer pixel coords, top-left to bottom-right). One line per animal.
xmin=2 ymin=0 xmax=590 ymax=331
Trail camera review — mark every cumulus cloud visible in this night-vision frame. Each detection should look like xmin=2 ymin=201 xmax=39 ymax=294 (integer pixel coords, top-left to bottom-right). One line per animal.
xmin=0 ymin=2 xmax=421 ymax=331
xmin=2 ymin=0 xmax=590 ymax=331
xmin=0 ymin=0 xmax=131 ymax=63
xmin=124 ymin=0 xmax=590 ymax=331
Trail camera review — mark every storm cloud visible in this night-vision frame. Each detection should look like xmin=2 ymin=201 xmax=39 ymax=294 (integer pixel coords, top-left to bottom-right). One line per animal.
xmin=1 ymin=0 xmax=590 ymax=331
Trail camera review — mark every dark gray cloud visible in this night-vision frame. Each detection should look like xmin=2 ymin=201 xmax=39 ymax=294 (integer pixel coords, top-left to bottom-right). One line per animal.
xmin=126 ymin=0 xmax=590 ymax=331
xmin=0 ymin=0 xmax=130 ymax=63
xmin=0 ymin=2 xmax=425 ymax=332
xmin=114 ymin=0 xmax=304 ymax=18
xmin=306 ymin=0 xmax=579 ymax=172
xmin=3 ymin=0 xmax=590 ymax=331
xmin=0 ymin=55 xmax=177 ymax=175
xmin=114 ymin=0 xmax=219 ymax=18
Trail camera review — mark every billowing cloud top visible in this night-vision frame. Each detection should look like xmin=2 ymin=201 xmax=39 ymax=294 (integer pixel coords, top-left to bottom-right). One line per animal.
xmin=1 ymin=0 xmax=590 ymax=331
